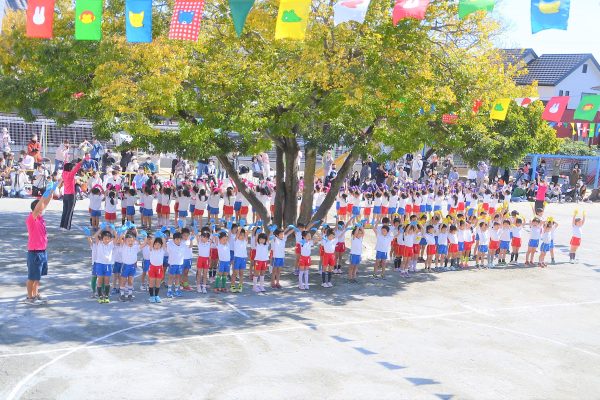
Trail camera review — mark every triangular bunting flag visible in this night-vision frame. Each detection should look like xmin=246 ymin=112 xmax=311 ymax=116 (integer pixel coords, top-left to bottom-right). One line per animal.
xmin=442 ymin=114 xmax=458 ymax=124
xmin=582 ymin=123 xmax=590 ymax=138
xmin=275 ymin=0 xmax=311 ymax=40
xmin=573 ymin=95 xmax=600 ymax=121
xmin=334 ymin=0 xmax=372 ymax=26
xmin=570 ymin=122 xmax=576 ymax=136
xmin=591 ymin=123 xmax=598 ymax=138
xmin=595 ymin=123 xmax=600 ymax=138
xmin=514 ymin=97 xmax=539 ymax=107
xmin=490 ymin=98 xmax=511 ymax=121
xmin=531 ymin=0 xmax=570 ymax=34
xmin=75 ymin=0 xmax=103 ymax=40
xmin=229 ymin=0 xmax=255 ymax=36
xmin=542 ymin=96 xmax=569 ymax=122
xmin=168 ymin=0 xmax=205 ymax=41
xmin=458 ymin=0 xmax=495 ymax=19
xmin=392 ymin=0 xmax=429 ymax=26
xmin=472 ymin=99 xmax=483 ymax=113
xmin=26 ymin=0 xmax=55 ymax=38
xmin=125 ymin=0 xmax=152 ymax=42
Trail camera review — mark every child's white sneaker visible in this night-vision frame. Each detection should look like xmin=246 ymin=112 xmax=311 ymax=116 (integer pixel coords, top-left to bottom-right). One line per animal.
xmin=298 ymin=284 xmax=305 ymax=290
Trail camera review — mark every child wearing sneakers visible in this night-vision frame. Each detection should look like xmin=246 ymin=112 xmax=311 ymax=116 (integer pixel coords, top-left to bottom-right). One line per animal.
xmin=148 ymin=236 xmax=166 ymax=303
xmin=119 ymin=232 xmax=142 ymax=301
xmin=140 ymin=236 xmax=151 ymax=291
xmin=214 ymin=231 xmax=231 ymax=292
xmin=253 ymin=232 xmax=269 ymax=292
xmin=525 ymin=218 xmax=541 ymax=266
xmin=320 ymin=228 xmax=337 ymax=287
xmin=166 ymin=232 xmax=186 ymax=298
xmin=373 ymin=221 xmax=399 ymax=279
xmin=180 ymin=227 xmax=195 ymax=291
xmin=93 ymin=227 xmax=117 ymax=303
xmin=271 ymin=227 xmax=294 ymax=289
xmin=297 ymin=230 xmax=314 ymax=290
xmin=196 ymin=229 xmax=211 ymax=293
xmin=231 ymin=228 xmax=248 ymax=293
xmin=569 ymin=210 xmax=585 ymax=263
xmin=348 ymin=224 xmax=364 ymax=283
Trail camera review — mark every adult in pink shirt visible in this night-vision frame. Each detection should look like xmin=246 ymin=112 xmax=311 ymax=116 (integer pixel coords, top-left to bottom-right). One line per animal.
xmin=60 ymin=160 xmax=82 ymax=230
xmin=25 ymin=184 xmax=57 ymax=305
xmin=534 ymin=178 xmax=548 ymax=213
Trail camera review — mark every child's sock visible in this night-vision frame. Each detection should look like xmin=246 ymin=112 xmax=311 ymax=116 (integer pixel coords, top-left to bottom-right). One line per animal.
xmin=514 ymin=253 xmax=519 ymax=262
xmin=298 ymin=272 xmax=303 ymax=286
xmin=128 ymin=286 xmax=133 ymax=296
xmin=253 ymin=276 xmax=258 ymax=287
xmin=97 ymin=285 xmax=103 ymax=297
xmin=321 ymin=272 xmax=326 ymax=284
xmin=149 ymin=287 xmax=154 ymax=296
xmin=214 ymin=276 xmax=221 ymax=289
xmin=303 ymin=270 xmax=309 ymax=285
xmin=104 ymin=284 xmax=110 ymax=296
xmin=221 ymin=275 xmax=227 ymax=289
xmin=120 ymin=286 xmax=125 ymax=296
xmin=444 ymin=258 xmax=448 ymax=268
xmin=259 ymin=275 xmax=265 ymax=287
xmin=327 ymin=272 xmax=332 ymax=283
xmin=154 ymin=287 xmax=160 ymax=296
xmin=91 ymin=276 xmax=97 ymax=292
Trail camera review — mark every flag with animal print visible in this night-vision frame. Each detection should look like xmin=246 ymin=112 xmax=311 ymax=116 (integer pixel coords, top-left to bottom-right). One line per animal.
xmin=26 ymin=0 xmax=55 ymax=38
xmin=169 ymin=0 xmax=206 ymax=41
xmin=333 ymin=0 xmax=372 ymax=26
xmin=126 ymin=0 xmax=152 ymax=42
xmin=75 ymin=0 xmax=103 ymax=40
xmin=275 ymin=0 xmax=311 ymax=40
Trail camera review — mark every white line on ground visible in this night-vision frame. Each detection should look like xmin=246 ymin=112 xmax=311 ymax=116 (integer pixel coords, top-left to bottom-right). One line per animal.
xmin=224 ymin=301 xmax=250 ymax=318
xmin=460 ymin=303 xmax=496 ymax=317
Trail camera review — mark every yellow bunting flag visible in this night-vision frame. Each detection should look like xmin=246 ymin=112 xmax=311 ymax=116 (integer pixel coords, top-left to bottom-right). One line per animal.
xmin=490 ymin=98 xmax=511 ymax=121
xmin=275 ymin=0 xmax=311 ymax=40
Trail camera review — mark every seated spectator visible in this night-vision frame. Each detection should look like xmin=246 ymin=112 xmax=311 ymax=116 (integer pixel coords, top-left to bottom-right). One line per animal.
xmin=141 ymin=156 xmax=157 ymax=174
xmin=81 ymin=153 xmax=98 ymax=171
xmin=9 ymin=166 xmax=28 ymax=198
xmin=448 ymin=167 xmax=459 ymax=182
xmin=20 ymin=150 xmax=35 ymax=171
xmin=32 ymin=164 xmax=49 ymax=197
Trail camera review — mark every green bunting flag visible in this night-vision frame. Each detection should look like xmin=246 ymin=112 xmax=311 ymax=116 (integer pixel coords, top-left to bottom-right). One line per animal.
xmin=458 ymin=0 xmax=495 ymax=19
xmin=573 ymin=95 xmax=600 ymax=121
xmin=75 ymin=0 xmax=103 ymax=40
xmin=229 ymin=0 xmax=255 ymax=37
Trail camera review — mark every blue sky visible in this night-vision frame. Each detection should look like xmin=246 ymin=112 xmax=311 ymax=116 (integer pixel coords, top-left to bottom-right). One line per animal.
xmin=491 ymin=0 xmax=600 ymax=59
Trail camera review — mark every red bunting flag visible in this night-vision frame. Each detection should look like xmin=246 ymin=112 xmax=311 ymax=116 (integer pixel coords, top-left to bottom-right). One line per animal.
xmin=26 ymin=0 xmax=55 ymax=38
xmin=392 ymin=0 xmax=430 ymax=26
xmin=168 ymin=0 xmax=205 ymax=41
xmin=472 ymin=99 xmax=483 ymax=113
xmin=542 ymin=96 xmax=569 ymax=122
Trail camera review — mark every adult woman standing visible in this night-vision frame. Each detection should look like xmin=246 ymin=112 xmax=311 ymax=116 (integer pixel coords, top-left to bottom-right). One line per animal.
xmin=60 ymin=159 xmax=82 ymax=230
xmin=569 ymin=163 xmax=581 ymax=187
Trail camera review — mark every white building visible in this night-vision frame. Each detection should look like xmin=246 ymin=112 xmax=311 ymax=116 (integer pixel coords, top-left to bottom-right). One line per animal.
xmin=504 ymin=49 xmax=600 ymax=109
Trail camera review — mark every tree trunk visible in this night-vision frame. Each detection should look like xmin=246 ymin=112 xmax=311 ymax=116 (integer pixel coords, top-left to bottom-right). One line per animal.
xmin=298 ymin=145 xmax=317 ymax=224
xmin=283 ymin=139 xmax=299 ymax=226
xmin=273 ymin=145 xmax=285 ymax=227
xmin=310 ymin=146 xmax=360 ymax=223
xmin=217 ymin=154 xmax=270 ymax=223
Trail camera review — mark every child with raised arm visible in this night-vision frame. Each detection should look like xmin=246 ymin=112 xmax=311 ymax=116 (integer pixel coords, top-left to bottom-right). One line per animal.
xmin=349 ymin=224 xmax=365 ymax=283
xmin=271 ymin=227 xmax=294 ymax=289
xmin=119 ymin=231 xmax=143 ymax=301
xmin=539 ymin=220 xmax=557 ymax=268
xmin=148 ymin=236 xmax=167 ymax=303
xmin=180 ymin=227 xmax=195 ymax=291
xmin=166 ymin=232 xmax=186 ymax=298
xmin=196 ymin=228 xmax=211 ymax=293
xmin=232 ymin=228 xmax=248 ymax=293
xmin=569 ymin=210 xmax=585 ymax=263
xmin=297 ymin=230 xmax=315 ymax=290
xmin=93 ymin=225 xmax=117 ymax=303
xmin=373 ymin=220 xmax=399 ymax=280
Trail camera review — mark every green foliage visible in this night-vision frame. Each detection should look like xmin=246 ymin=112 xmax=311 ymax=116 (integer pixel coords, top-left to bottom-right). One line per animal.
xmin=556 ymin=139 xmax=597 ymax=156
xmin=0 ymin=0 xmax=551 ymax=164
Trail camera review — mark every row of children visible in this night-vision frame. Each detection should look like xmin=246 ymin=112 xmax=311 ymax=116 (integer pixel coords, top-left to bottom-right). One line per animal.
xmin=84 ymin=203 xmax=585 ymax=304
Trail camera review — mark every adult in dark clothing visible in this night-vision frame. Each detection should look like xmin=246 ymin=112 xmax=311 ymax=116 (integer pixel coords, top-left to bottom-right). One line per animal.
xmin=101 ymin=150 xmax=116 ymax=174
xmin=120 ymin=150 xmax=134 ymax=171
xmin=60 ymin=160 xmax=82 ymax=230
xmin=374 ymin=165 xmax=388 ymax=186
xmin=349 ymin=171 xmax=361 ymax=188
xmin=359 ymin=162 xmax=371 ymax=183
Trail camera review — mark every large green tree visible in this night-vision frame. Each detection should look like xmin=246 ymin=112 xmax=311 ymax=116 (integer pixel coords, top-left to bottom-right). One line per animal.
xmin=0 ymin=0 xmax=558 ymax=224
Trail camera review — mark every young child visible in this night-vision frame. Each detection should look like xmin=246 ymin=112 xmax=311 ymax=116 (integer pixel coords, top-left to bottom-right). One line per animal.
xmin=119 ymin=231 xmax=142 ymax=301
xmin=423 ymin=225 xmax=436 ymax=272
xmin=498 ymin=219 xmax=512 ymax=265
xmin=476 ymin=221 xmax=490 ymax=269
xmin=488 ymin=221 xmax=501 ymax=268
xmin=271 ymin=227 xmax=293 ymax=289
xmin=297 ymin=230 xmax=314 ymax=290
xmin=436 ymin=224 xmax=448 ymax=269
xmin=447 ymin=225 xmax=459 ymax=270
xmin=539 ymin=221 xmax=557 ymax=268
xmin=89 ymin=187 xmax=103 ymax=228
xmin=177 ymin=189 xmax=192 ymax=227
xmin=140 ymin=234 xmax=151 ymax=291
xmin=525 ymin=218 xmax=541 ymax=266
xmin=148 ymin=236 xmax=166 ymax=303
xmin=373 ymin=221 xmax=398 ymax=279
xmin=569 ymin=210 xmax=585 ymax=263
xmin=87 ymin=233 xmax=98 ymax=298
xmin=180 ymin=227 xmax=194 ymax=291
xmin=141 ymin=186 xmax=154 ymax=229
xmin=232 ymin=228 xmax=248 ymax=293
xmin=214 ymin=231 xmax=230 ymax=292
xmin=166 ymin=232 xmax=186 ymax=298
xmin=93 ymin=227 xmax=117 ymax=303
xmin=104 ymin=190 xmax=118 ymax=224
xmin=348 ymin=224 xmax=364 ymax=283
xmin=320 ymin=228 xmax=337 ymax=287
xmin=125 ymin=188 xmax=137 ymax=224
xmin=193 ymin=188 xmax=208 ymax=228
xmin=253 ymin=231 xmax=269 ymax=292
xmin=510 ymin=218 xmax=524 ymax=265
xmin=111 ymin=238 xmax=123 ymax=295
xmin=196 ymin=229 xmax=211 ymax=293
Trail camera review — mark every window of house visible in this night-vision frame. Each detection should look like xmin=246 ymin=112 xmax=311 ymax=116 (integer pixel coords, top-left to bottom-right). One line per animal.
xmin=565 ymin=91 xmax=570 ymax=96
xmin=583 ymin=64 xmax=588 ymax=73
xmin=559 ymin=90 xmax=564 ymax=96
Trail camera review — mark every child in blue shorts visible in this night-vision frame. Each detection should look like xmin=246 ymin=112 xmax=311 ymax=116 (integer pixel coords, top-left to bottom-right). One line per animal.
xmin=166 ymin=232 xmax=186 ymax=298
xmin=349 ymin=225 xmax=364 ymax=283
xmin=214 ymin=232 xmax=231 ymax=292
xmin=93 ymin=227 xmax=117 ymax=304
